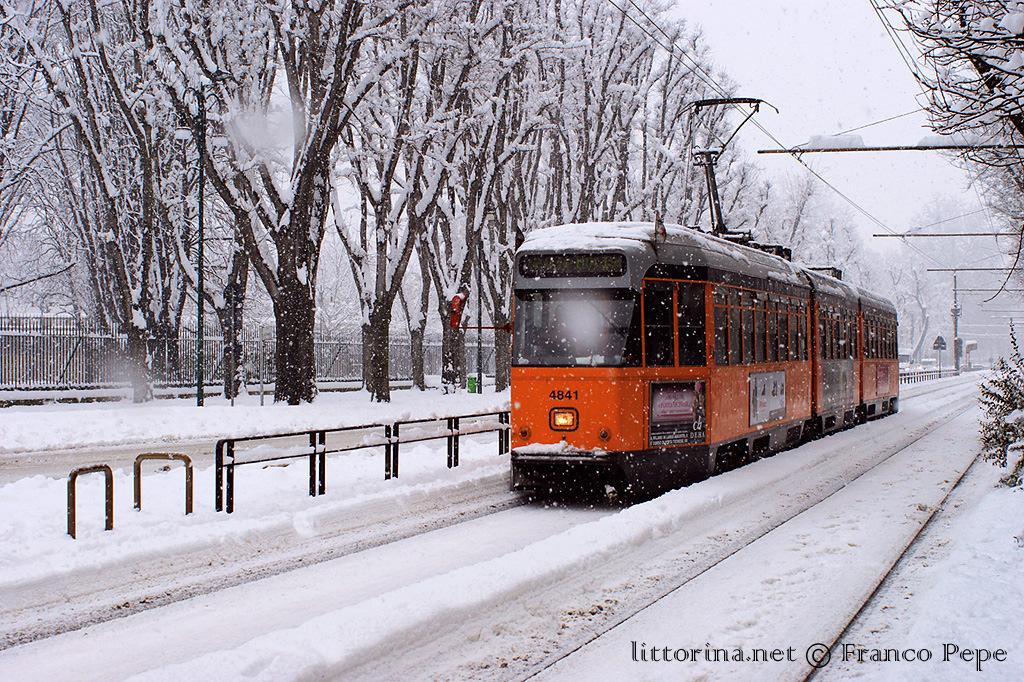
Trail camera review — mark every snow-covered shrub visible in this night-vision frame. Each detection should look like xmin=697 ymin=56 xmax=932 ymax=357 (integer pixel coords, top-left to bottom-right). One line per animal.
xmin=979 ymin=326 xmax=1024 ymax=486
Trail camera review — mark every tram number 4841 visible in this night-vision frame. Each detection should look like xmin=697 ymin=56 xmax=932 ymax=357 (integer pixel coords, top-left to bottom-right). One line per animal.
xmin=549 ymin=389 xmax=579 ymax=400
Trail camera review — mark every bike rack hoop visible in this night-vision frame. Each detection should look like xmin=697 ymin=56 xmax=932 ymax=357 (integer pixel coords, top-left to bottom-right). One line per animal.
xmin=134 ymin=453 xmax=193 ymax=515
xmin=67 ymin=464 xmax=114 ymax=539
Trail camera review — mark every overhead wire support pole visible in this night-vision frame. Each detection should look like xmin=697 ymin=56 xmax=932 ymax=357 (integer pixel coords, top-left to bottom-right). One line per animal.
xmin=196 ymin=82 xmax=206 ymax=408
xmin=952 ymin=273 xmax=961 ymax=373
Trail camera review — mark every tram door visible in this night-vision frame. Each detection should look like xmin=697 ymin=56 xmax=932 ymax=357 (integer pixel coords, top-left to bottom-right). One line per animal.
xmin=641 ymin=280 xmax=707 ymax=449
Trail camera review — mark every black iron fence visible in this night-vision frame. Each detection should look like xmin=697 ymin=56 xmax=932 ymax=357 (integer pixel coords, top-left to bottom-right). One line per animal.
xmin=0 ymin=316 xmax=496 ymax=390
xmin=213 ymin=410 xmax=511 ymax=513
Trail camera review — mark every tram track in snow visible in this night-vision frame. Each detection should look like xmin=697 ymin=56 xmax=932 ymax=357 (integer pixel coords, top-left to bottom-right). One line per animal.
xmin=473 ymin=382 xmax=982 ymax=682
xmin=0 ymin=377 xmax=976 ymax=658
xmin=802 ymin=449 xmax=982 ymax=681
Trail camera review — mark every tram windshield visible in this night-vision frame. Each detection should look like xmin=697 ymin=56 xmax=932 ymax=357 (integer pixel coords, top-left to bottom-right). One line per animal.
xmin=513 ymin=289 xmax=641 ymax=367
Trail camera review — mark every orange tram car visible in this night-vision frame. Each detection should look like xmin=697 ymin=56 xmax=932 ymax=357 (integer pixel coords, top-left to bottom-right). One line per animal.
xmin=510 ymin=222 xmax=899 ymax=498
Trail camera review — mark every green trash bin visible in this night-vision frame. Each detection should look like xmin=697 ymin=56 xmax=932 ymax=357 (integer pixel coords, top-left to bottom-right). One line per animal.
xmin=467 ymin=376 xmax=479 ymax=393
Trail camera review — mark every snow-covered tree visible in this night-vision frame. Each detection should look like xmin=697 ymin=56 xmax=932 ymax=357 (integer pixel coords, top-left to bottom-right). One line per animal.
xmin=3 ymin=0 xmax=195 ymax=401
xmin=150 ymin=0 xmax=412 ymax=403
xmin=979 ymin=325 xmax=1024 ymax=486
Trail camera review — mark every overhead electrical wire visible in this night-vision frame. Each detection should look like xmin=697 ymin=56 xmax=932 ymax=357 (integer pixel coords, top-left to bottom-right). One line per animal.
xmin=827 ymin=108 xmax=925 ymax=139
xmin=867 ymin=0 xmax=1024 ymax=301
xmin=609 ymin=0 xmax=943 ymax=266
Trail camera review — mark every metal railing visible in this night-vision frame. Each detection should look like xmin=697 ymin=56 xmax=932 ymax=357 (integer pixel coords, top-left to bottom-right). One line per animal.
xmin=898 ymin=368 xmax=961 ymax=384
xmin=213 ymin=410 xmax=511 ymax=513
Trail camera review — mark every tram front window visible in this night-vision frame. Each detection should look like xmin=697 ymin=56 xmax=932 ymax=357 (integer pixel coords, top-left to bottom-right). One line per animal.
xmin=513 ymin=289 xmax=641 ymax=367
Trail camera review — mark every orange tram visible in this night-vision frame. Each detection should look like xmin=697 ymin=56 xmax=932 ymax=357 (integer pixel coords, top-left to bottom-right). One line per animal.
xmin=510 ymin=222 xmax=899 ymax=498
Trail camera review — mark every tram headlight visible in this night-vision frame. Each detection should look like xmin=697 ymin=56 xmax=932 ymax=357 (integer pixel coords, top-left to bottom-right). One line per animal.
xmin=549 ymin=407 xmax=578 ymax=431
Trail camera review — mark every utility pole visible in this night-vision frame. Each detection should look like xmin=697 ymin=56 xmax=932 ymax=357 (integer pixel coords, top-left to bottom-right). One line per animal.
xmin=952 ymin=272 xmax=962 ymax=373
xmin=196 ymin=82 xmax=206 ymax=407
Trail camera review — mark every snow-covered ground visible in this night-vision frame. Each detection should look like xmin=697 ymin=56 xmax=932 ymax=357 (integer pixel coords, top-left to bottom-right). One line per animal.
xmin=824 ymin=466 xmax=1024 ymax=681
xmin=1 ymin=375 xmax=1011 ymax=682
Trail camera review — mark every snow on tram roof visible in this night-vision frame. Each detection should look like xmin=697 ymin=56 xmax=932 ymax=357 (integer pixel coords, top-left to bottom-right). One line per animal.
xmin=521 ymin=221 xmax=805 ymax=281
xmin=801 ymin=267 xmax=858 ymax=300
xmin=520 ymin=222 xmax=894 ymax=309
xmin=521 ymin=222 xmax=659 ymax=253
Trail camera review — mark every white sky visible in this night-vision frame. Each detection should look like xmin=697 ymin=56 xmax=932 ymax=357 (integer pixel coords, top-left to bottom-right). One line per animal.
xmin=672 ymin=1 xmax=990 ymax=241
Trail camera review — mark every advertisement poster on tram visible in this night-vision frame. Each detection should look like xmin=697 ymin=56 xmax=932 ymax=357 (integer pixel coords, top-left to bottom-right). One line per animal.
xmin=750 ymin=371 xmax=787 ymax=426
xmin=877 ymin=364 xmax=891 ymax=394
xmin=649 ymin=381 xmax=706 ymax=446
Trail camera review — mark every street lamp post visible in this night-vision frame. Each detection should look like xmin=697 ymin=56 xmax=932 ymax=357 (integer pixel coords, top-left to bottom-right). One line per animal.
xmin=196 ymin=83 xmax=207 ymax=406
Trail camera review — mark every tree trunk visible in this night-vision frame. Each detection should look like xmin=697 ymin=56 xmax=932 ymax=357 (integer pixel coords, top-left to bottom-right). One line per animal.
xmin=126 ymin=323 xmax=152 ymax=403
xmin=216 ymin=304 xmax=243 ymax=399
xmin=147 ymin=322 xmax=180 ymax=386
xmin=494 ymin=324 xmax=511 ymax=392
xmin=441 ymin=322 xmax=465 ymax=393
xmin=410 ymin=327 xmax=426 ymax=390
xmin=273 ymin=279 xmax=317 ymax=404
xmin=364 ymin=306 xmax=392 ymax=402
xmin=217 ymin=252 xmax=249 ymax=399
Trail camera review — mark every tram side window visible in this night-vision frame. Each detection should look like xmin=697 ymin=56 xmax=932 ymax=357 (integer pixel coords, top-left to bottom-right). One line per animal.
xmin=797 ymin=304 xmax=807 ymax=360
xmin=821 ymin=313 xmax=829 ymax=360
xmin=767 ymin=301 xmax=779 ymax=362
xmin=790 ymin=305 xmax=798 ymax=360
xmin=742 ymin=307 xmax=755 ymax=365
xmin=677 ymin=282 xmax=707 ymax=366
xmin=754 ymin=300 xmax=766 ymax=363
xmin=840 ymin=312 xmax=846 ymax=358
xmin=849 ymin=312 xmax=857 ymax=358
xmin=714 ymin=288 xmax=728 ymax=365
xmin=643 ymin=281 xmax=675 ymax=366
xmin=779 ymin=304 xmax=790 ymax=360
xmin=728 ymin=294 xmax=742 ymax=365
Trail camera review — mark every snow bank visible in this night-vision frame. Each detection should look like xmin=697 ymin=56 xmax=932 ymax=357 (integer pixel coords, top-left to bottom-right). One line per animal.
xmin=0 ymin=436 xmax=508 ymax=589
xmin=0 ymin=389 xmax=509 ymax=455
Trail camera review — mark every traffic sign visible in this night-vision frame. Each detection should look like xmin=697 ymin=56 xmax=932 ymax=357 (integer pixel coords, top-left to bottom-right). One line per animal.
xmin=933 ymin=335 xmax=947 ymax=351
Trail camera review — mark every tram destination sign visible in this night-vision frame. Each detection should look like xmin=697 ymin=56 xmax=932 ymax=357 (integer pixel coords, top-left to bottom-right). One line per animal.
xmin=649 ymin=381 xmax=706 ymax=447
xmin=519 ymin=253 xmax=627 ymax=279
